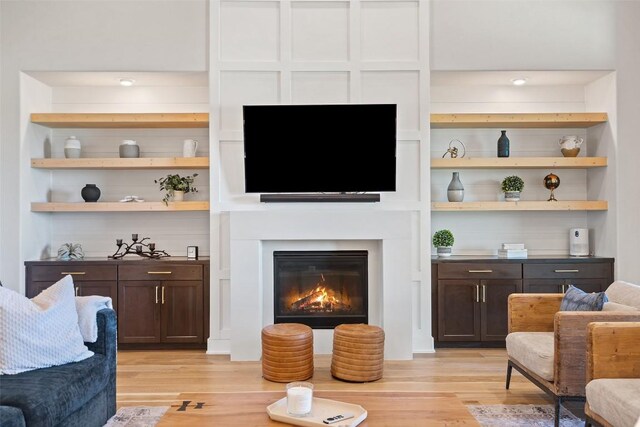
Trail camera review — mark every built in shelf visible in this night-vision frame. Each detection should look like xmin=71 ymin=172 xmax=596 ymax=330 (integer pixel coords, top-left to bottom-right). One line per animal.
xmin=31 ymin=157 xmax=209 ymax=170
xmin=430 ymin=113 xmax=608 ymax=129
xmin=30 ymin=113 xmax=209 ymax=128
xmin=31 ymin=201 xmax=210 ymax=212
xmin=430 ymin=157 xmax=607 ymax=169
xmin=431 ymin=201 xmax=608 ymax=212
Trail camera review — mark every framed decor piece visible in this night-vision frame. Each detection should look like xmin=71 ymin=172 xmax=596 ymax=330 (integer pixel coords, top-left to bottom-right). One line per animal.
xmin=187 ymin=246 xmax=199 ymax=260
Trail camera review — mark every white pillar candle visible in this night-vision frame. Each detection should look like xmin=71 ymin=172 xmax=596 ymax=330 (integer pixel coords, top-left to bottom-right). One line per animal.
xmin=286 ymin=383 xmax=313 ymax=416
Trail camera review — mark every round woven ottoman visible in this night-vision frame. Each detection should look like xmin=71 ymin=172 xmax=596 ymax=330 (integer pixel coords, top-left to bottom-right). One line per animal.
xmin=261 ymin=323 xmax=314 ymax=382
xmin=331 ymin=324 xmax=385 ymax=382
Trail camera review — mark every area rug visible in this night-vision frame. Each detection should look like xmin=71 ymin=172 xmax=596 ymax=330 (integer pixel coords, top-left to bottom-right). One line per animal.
xmin=104 ymin=406 xmax=169 ymax=427
xmin=467 ymin=404 xmax=583 ymax=427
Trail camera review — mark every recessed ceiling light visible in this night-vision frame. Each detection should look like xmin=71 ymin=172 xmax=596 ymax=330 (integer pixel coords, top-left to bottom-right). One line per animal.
xmin=511 ymin=78 xmax=527 ymax=86
xmin=119 ymin=78 xmax=135 ymax=87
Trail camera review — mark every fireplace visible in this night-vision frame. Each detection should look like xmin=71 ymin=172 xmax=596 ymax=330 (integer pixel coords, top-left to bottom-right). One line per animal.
xmin=274 ymin=251 xmax=368 ymax=329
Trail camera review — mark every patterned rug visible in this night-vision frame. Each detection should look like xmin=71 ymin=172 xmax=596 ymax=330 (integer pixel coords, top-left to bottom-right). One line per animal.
xmin=467 ymin=404 xmax=583 ymax=427
xmin=104 ymin=406 xmax=168 ymax=427
xmin=107 ymin=404 xmax=584 ymax=426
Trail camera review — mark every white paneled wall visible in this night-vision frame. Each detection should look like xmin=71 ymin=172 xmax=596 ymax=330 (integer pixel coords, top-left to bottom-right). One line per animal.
xmin=210 ymin=0 xmax=432 ymax=353
xmin=431 ymin=84 xmax=593 ymax=256
xmin=42 ymin=85 xmax=210 ymax=258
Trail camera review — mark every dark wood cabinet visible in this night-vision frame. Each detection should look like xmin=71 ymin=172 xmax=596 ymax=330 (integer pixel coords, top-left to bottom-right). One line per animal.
xmin=161 ymin=281 xmax=203 ymax=343
xmin=481 ymin=280 xmax=522 ymax=341
xmin=438 ymin=280 xmax=481 ymax=341
xmin=118 ymin=280 xmax=162 ymax=343
xmin=432 ymin=256 xmax=614 ymax=347
xmin=437 ymin=264 xmax=522 ymax=342
xmin=25 ymin=258 xmax=209 ymax=348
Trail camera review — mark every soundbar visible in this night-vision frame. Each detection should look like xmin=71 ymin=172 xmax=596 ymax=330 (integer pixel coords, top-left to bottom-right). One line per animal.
xmin=260 ymin=194 xmax=381 ymax=203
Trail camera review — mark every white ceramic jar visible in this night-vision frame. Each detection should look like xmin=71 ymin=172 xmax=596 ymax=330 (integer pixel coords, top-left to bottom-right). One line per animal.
xmin=119 ymin=140 xmax=140 ymax=158
xmin=64 ymin=136 xmax=81 ymax=159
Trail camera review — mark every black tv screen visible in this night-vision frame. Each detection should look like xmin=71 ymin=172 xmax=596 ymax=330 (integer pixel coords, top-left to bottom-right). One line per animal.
xmin=243 ymin=104 xmax=397 ymax=193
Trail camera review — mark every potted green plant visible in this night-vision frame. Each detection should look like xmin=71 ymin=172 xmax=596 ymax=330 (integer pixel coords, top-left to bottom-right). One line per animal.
xmin=501 ymin=175 xmax=524 ymax=202
xmin=433 ymin=229 xmax=454 ymax=257
xmin=155 ymin=173 xmax=198 ymax=205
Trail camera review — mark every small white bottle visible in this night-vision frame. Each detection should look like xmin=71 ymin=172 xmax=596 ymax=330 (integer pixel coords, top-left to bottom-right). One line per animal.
xmin=64 ymin=136 xmax=81 ymax=159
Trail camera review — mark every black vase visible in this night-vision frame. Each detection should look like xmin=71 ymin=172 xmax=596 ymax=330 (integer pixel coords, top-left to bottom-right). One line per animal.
xmin=497 ymin=130 xmax=510 ymax=158
xmin=81 ymin=184 xmax=101 ymax=202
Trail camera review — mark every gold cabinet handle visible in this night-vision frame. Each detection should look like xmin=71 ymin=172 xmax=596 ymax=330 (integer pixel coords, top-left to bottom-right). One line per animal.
xmin=61 ymin=272 xmax=85 ymax=275
xmin=554 ymin=269 xmax=579 ymax=273
xmin=475 ymin=285 xmax=480 ymax=303
xmin=482 ymin=284 xmax=486 ymax=303
xmin=148 ymin=271 xmax=172 ymax=275
xmin=155 ymin=286 xmax=159 ymax=304
xmin=468 ymin=270 xmax=493 ymax=273
xmin=75 ymin=287 xmax=79 ymax=297
xmin=161 ymin=286 xmax=165 ymax=304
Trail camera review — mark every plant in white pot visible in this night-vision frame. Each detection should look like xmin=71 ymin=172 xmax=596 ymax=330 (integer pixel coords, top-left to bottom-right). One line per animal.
xmin=155 ymin=173 xmax=198 ymax=205
xmin=433 ymin=229 xmax=454 ymax=257
xmin=501 ymin=175 xmax=524 ymax=202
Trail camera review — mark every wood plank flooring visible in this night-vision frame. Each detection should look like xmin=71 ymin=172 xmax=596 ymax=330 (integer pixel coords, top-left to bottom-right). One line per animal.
xmin=116 ymin=349 xmax=551 ymax=411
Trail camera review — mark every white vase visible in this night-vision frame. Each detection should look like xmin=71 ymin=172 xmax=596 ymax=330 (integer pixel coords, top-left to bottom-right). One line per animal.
xmin=437 ymin=246 xmax=452 ymax=257
xmin=64 ymin=136 xmax=81 ymax=158
xmin=172 ymin=190 xmax=185 ymax=202
xmin=505 ymin=191 xmax=521 ymax=202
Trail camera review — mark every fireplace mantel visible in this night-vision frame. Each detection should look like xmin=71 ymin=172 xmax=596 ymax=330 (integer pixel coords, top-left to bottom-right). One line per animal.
xmin=225 ymin=210 xmax=414 ymax=361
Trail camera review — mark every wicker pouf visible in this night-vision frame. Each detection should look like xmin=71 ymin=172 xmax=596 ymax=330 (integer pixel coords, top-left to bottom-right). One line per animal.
xmin=261 ymin=323 xmax=314 ymax=383
xmin=331 ymin=324 xmax=385 ymax=382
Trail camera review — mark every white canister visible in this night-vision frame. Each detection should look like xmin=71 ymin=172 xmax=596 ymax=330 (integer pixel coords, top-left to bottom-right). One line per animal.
xmin=64 ymin=136 xmax=81 ymax=159
xmin=119 ymin=140 xmax=140 ymax=158
xmin=183 ymin=139 xmax=198 ymax=158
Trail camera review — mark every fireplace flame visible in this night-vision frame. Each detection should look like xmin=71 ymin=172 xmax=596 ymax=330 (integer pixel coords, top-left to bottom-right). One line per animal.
xmin=289 ymin=274 xmax=350 ymax=312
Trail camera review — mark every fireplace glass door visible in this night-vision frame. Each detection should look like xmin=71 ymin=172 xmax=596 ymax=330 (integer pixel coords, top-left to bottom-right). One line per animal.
xmin=274 ymin=251 xmax=368 ymax=329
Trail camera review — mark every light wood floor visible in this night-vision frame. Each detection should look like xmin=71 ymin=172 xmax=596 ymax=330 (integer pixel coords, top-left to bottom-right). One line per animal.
xmin=116 ymin=348 xmax=551 ymax=410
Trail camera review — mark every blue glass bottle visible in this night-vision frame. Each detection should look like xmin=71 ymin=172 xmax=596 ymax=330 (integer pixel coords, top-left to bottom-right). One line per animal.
xmin=498 ymin=130 xmax=510 ymax=157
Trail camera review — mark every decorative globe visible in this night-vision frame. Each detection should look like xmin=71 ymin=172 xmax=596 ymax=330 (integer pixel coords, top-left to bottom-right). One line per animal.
xmin=543 ymin=173 xmax=560 ymax=201
xmin=543 ymin=173 xmax=560 ymax=190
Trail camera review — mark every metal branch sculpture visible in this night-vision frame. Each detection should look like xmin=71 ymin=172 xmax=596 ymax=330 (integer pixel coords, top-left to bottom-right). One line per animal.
xmin=108 ymin=234 xmax=170 ymax=259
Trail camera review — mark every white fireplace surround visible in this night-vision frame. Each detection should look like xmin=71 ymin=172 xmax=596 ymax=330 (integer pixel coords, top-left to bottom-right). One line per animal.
xmin=228 ymin=210 xmax=413 ymax=361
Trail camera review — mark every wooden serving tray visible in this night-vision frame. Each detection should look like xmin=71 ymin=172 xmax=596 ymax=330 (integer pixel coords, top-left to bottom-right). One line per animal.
xmin=267 ymin=396 xmax=367 ymax=427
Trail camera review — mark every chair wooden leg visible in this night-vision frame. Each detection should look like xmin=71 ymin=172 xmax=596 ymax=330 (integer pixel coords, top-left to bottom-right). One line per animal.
xmin=505 ymin=362 xmax=513 ymax=390
xmin=554 ymin=397 xmax=561 ymax=427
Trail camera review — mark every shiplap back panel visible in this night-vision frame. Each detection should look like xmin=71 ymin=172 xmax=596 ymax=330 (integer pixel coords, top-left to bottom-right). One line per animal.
xmin=431 ymin=84 xmax=590 ymax=256
xmin=47 ymin=85 xmax=210 ymax=258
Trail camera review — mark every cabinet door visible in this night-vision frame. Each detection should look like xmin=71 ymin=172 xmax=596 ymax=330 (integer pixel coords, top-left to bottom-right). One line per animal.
xmin=563 ymin=279 xmax=609 ymax=293
xmin=437 ymin=280 xmax=481 ymax=341
xmin=160 ymin=281 xmax=203 ymax=343
xmin=118 ymin=281 xmax=161 ymax=343
xmin=481 ymin=279 xmax=522 ymax=341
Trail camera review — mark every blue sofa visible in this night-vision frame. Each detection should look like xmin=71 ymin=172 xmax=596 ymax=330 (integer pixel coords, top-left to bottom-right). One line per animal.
xmin=0 ymin=309 xmax=117 ymax=427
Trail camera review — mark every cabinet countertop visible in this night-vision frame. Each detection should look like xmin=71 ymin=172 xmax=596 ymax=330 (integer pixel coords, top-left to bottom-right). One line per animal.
xmin=431 ymin=255 xmax=614 ymax=264
xmin=25 ymin=257 xmax=210 ymax=265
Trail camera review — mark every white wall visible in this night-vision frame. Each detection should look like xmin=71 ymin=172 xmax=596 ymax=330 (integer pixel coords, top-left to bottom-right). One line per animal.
xmin=430 ymin=0 xmax=615 ymax=71
xmin=614 ymin=1 xmax=640 ymax=283
xmin=0 ymin=1 xmax=207 ymax=290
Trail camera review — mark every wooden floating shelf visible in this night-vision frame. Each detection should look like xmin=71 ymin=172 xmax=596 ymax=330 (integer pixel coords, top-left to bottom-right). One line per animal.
xmin=31 ymin=157 xmax=209 ymax=170
xmin=430 ymin=113 xmax=608 ymax=129
xmin=30 ymin=113 xmax=209 ymax=128
xmin=431 ymin=201 xmax=608 ymax=212
xmin=431 ymin=157 xmax=607 ymax=169
xmin=31 ymin=201 xmax=210 ymax=212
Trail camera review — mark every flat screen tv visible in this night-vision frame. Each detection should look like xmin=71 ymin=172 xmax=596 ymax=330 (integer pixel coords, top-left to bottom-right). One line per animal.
xmin=243 ymin=104 xmax=397 ymax=194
